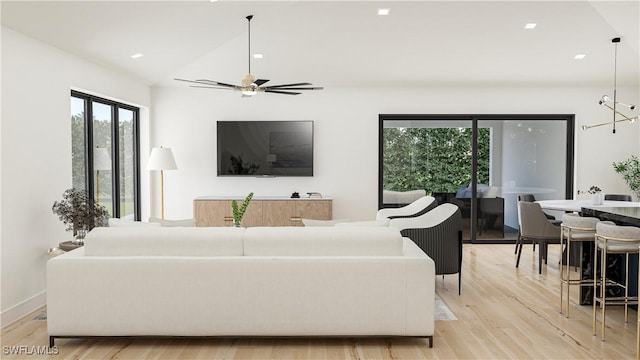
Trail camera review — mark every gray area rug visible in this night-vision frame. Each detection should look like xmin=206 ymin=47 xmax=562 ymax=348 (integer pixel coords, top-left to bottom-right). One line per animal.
xmin=435 ymin=294 xmax=457 ymax=321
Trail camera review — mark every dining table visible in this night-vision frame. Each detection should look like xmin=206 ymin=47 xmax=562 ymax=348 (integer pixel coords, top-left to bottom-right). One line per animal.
xmin=536 ymin=199 xmax=640 ymax=213
xmin=535 ymin=198 xmax=640 ymax=305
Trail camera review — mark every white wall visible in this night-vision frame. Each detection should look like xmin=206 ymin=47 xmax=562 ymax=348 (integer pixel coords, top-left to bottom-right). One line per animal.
xmin=151 ymin=84 xmax=640 ymax=221
xmin=0 ymin=27 xmax=151 ymax=327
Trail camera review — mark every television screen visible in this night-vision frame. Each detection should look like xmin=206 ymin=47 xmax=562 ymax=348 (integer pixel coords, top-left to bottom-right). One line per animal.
xmin=217 ymin=121 xmax=314 ymax=176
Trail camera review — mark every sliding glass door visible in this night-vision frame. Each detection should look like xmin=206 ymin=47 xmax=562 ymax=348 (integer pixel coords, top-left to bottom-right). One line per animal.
xmin=380 ymin=116 xmax=474 ymax=241
xmin=379 ymin=114 xmax=574 ymax=243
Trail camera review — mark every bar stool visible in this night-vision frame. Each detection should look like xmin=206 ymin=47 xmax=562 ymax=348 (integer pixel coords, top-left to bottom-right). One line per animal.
xmin=560 ymin=213 xmax=599 ymax=317
xmin=592 ymin=221 xmax=640 ymax=341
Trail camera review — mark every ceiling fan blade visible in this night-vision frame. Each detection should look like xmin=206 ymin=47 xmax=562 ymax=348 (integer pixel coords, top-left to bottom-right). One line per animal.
xmin=189 ymin=85 xmax=236 ymax=90
xmin=194 ymin=79 xmax=238 ymax=88
xmin=264 ymin=82 xmax=312 ymax=89
xmin=265 ymin=86 xmax=324 ymax=91
xmin=254 ymin=79 xmax=270 ymax=86
xmin=175 ymin=78 xmax=238 ymax=88
xmin=264 ymin=89 xmax=301 ymax=95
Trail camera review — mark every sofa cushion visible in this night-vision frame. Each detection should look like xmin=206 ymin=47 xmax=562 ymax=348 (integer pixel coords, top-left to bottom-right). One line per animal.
xmin=301 ymin=218 xmax=348 ymax=227
xmin=334 ymin=219 xmax=390 ymax=227
xmin=108 ymin=218 xmax=161 ymax=227
xmin=243 ymin=227 xmax=403 ymax=256
xmin=84 ymin=227 xmax=244 ymax=256
xmin=149 ymin=217 xmax=196 ymax=227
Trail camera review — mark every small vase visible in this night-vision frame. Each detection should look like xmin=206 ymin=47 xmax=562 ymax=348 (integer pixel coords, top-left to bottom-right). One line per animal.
xmin=592 ymin=192 xmax=603 ymax=205
xmin=232 ymin=220 xmax=243 ymax=228
xmin=73 ymin=228 xmax=88 ymax=245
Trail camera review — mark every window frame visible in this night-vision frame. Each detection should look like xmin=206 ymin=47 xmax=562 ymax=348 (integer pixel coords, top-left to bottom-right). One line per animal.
xmin=71 ymin=90 xmax=141 ymax=220
xmin=378 ymin=113 xmax=575 ymax=243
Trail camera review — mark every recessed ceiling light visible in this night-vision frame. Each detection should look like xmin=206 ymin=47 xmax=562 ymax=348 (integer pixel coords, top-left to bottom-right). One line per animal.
xmin=524 ymin=23 xmax=537 ymax=30
xmin=130 ymin=53 xmax=143 ymax=59
xmin=574 ymin=54 xmax=586 ymax=60
xmin=378 ymin=8 xmax=390 ymax=16
xmin=253 ymin=53 xmax=264 ymax=59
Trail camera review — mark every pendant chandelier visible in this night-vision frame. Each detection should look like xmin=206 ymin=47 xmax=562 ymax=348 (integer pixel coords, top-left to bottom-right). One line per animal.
xmin=582 ymin=37 xmax=638 ymax=133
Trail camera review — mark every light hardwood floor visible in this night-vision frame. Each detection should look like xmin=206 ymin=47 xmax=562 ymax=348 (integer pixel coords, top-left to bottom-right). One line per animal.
xmin=2 ymin=244 xmax=637 ymax=359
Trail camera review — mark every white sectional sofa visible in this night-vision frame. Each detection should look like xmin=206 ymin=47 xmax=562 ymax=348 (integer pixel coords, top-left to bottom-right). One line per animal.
xmin=47 ymin=226 xmax=436 ymax=347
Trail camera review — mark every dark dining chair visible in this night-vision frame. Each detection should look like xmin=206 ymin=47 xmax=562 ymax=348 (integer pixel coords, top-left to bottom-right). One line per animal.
xmin=603 ymin=194 xmax=632 ymax=202
xmin=516 ymin=201 xmax=561 ymax=274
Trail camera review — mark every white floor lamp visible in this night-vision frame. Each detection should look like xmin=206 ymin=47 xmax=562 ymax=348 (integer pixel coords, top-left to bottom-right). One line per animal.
xmin=147 ymin=147 xmax=177 ymax=219
xmin=94 ymin=146 xmax=112 ymax=205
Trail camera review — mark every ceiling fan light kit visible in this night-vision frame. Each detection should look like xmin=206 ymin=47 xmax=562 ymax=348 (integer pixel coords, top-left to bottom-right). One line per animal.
xmin=175 ymin=15 xmax=323 ymax=97
xmin=582 ymin=37 xmax=638 ymax=132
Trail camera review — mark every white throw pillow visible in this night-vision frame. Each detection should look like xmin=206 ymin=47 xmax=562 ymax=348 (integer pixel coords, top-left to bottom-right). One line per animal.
xmin=108 ymin=218 xmax=161 ymax=227
xmin=301 ymin=219 xmax=348 ymax=227
xmin=149 ymin=217 xmax=196 ymax=227
xmin=334 ymin=219 xmax=390 ymax=227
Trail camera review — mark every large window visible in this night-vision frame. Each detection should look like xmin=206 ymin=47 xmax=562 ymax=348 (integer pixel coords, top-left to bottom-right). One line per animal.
xmin=71 ymin=91 xmax=140 ymax=220
xmin=379 ymin=114 xmax=574 ymax=243
xmin=382 ymin=126 xmax=491 ymax=193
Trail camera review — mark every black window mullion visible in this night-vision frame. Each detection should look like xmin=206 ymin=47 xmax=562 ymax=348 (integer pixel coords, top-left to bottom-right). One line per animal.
xmin=133 ymin=108 xmax=141 ymax=221
xmin=471 ymin=117 xmax=478 ymax=241
xmin=85 ymin=97 xmax=95 ymax=200
xmin=111 ymin=104 xmax=120 ymax=218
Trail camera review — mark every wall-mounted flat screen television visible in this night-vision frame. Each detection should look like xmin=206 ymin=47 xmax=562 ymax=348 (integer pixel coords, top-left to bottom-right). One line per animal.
xmin=217 ymin=121 xmax=314 ymax=176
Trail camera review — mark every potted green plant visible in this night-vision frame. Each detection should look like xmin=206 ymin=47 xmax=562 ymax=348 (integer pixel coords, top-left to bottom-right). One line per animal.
xmin=613 ymin=155 xmax=640 ymax=200
xmin=231 ymin=192 xmax=254 ymax=227
xmin=52 ymin=188 xmax=110 ymax=244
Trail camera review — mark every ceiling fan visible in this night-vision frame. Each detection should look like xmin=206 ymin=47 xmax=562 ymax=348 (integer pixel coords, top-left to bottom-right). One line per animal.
xmin=175 ymin=15 xmax=323 ymax=96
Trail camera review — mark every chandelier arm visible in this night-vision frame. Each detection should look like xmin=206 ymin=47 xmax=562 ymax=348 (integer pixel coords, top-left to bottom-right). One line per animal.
xmin=582 ymin=117 xmax=637 ymax=130
xmin=601 ymin=103 xmax=635 ymax=121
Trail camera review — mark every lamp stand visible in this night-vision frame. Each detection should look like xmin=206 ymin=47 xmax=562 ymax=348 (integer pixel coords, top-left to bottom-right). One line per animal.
xmin=160 ymin=169 xmax=165 ymax=219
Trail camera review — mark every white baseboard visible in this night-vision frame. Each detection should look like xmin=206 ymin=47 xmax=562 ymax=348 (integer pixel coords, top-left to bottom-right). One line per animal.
xmin=1 ymin=290 xmax=46 ymax=329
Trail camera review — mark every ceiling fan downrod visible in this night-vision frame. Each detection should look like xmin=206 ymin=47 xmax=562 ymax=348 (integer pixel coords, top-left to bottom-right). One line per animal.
xmin=247 ymin=15 xmax=253 ymax=76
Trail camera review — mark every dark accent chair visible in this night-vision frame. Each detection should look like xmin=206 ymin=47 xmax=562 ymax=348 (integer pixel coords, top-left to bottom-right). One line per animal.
xmin=376 ymin=196 xmax=438 ymax=220
xmin=517 ymin=201 xmax=561 ymax=274
xmin=390 ymin=203 xmax=463 ymax=294
xmin=604 ymin=194 xmax=632 ymax=201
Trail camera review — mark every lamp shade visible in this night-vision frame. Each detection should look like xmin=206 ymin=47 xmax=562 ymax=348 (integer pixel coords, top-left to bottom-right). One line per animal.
xmin=94 ymin=146 xmax=112 ymax=171
xmin=147 ymin=147 xmax=177 ymax=170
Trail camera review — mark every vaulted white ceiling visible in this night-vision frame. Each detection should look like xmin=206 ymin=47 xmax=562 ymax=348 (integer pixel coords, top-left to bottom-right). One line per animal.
xmin=2 ymin=1 xmax=639 ymax=89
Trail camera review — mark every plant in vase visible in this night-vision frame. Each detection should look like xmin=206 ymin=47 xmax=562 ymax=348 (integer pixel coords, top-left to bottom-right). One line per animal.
xmin=578 ymin=185 xmax=602 ymax=205
xmin=52 ymin=188 xmax=110 ymax=244
xmin=613 ymin=155 xmax=640 ymax=200
xmin=231 ymin=192 xmax=254 ymax=227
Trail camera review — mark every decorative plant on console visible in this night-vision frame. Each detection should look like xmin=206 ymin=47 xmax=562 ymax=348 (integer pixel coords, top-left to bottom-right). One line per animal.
xmin=613 ymin=155 xmax=640 ymax=200
xmin=52 ymin=188 xmax=110 ymax=244
xmin=231 ymin=192 xmax=254 ymax=227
